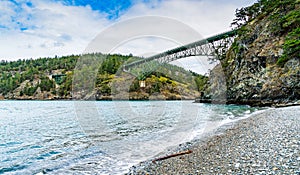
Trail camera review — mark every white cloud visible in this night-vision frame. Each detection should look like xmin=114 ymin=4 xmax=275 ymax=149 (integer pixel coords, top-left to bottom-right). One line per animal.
xmin=106 ymin=0 xmax=257 ymax=57
xmin=122 ymin=0 xmax=255 ymax=36
xmin=107 ymin=0 xmax=256 ymax=74
xmin=0 ymin=0 xmax=109 ymax=60
xmin=0 ymin=0 xmax=256 ymax=61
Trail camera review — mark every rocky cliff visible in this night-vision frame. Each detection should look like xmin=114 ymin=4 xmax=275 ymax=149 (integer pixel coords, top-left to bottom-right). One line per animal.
xmin=208 ymin=0 xmax=300 ymax=106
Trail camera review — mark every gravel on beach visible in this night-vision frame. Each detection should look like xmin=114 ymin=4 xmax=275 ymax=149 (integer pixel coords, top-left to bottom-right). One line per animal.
xmin=127 ymin=106 xmax=300 ymax=174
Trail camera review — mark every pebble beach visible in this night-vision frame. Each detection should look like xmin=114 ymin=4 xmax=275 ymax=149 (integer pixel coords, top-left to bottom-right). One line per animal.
xmin=127 ymin=106 xmax=300 ymax=174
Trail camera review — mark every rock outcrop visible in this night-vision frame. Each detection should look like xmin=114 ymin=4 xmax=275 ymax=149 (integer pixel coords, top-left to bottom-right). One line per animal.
xmin=214 ymin=1 xmax=300 ymax=106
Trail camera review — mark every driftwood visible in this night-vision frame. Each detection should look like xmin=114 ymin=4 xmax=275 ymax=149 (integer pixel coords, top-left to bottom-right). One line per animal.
xmin=152 ymin=150 xmax=193 ymax=163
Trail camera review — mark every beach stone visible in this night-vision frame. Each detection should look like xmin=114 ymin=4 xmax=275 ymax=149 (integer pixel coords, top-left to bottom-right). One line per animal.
xmin=127 ymin=106 xmax=300 ymax=175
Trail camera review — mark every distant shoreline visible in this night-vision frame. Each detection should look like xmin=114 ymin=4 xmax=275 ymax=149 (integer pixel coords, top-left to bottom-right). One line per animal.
xmin=1 ymin=98 xmax=299 ymax=108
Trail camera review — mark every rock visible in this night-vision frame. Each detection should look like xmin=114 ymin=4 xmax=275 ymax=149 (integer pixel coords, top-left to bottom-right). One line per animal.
xmin=220 ymin=40 xmax=299 ymax=106
xmin=284 ymin=58 xmax=300 ymax=71
xmin=235 ymin=163 xmax=240 ymax=168
xmin=127 ymin=106 xmax=300 ymax=174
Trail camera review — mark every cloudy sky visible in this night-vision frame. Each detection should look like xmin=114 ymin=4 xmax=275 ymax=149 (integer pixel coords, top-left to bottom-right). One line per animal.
xmin=0 ymin=0 xmax=256 ymax=62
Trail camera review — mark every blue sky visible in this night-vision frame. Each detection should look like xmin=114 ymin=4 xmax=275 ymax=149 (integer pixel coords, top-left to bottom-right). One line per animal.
xmin=0 ymin=0 xmax=256 ymax=61
xmin=58 ymin=0 xmax=133 ymax=19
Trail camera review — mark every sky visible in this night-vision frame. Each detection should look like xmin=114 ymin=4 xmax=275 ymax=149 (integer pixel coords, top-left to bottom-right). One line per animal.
xmin=0 ymin=0 xmax=256 ymax=64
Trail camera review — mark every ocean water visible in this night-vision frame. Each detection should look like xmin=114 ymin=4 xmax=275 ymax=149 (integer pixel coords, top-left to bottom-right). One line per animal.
xmin=0 ymin=101 xmax=259 ymax=174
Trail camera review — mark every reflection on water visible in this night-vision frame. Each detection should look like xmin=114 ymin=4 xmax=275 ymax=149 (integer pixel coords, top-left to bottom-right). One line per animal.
xmin=0 ymin=101 xmax=259 ymax=174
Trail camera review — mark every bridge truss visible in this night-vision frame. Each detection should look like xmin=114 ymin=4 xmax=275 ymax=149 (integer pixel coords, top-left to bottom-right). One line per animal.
xmin=123 ymin=29 xmax=237 ymax=72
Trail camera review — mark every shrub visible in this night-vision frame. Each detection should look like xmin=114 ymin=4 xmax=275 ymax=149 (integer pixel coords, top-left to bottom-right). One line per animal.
xmin=277 ymin=27 xmax=300 ymax=66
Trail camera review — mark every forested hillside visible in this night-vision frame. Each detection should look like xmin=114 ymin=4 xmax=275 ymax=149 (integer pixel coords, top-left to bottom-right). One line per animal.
xmin=0 ymin=53 xmax=206 ymax=100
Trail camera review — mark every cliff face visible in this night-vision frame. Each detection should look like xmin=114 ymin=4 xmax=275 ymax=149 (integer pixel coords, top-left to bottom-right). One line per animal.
xmin=212 ymin=1 xmax=300 ymax=106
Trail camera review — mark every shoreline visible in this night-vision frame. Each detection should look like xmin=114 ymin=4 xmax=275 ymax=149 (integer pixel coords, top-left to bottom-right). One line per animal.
xmin=1 ymin=98 xmax=300 ymax=108
xmin=127 ymin=106 xmax=300 ymax=174
xmin=194 ymin=98 xmax=300 ymax=108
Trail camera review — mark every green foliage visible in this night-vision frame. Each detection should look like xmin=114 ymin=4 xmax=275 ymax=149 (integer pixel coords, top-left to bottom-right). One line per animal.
xmin=0 ymin=72 xmax=19 ymax=95
xmin=99 ymin=84 xmax=111 ymax=94
xmin=96 ymin=74 xmax=114 ymax=95
xmin=98 ymin=54 xmax=132 ymax=74
xmin=22 ymin=83 xmax=38 ymax=96
xmin=58 ymin=72 xmax=73 ymax=97
xmin=231 ymin=2 xmax=263 ymax=28
xmin=263 ymin=0 xmax=299 ymax=34
xmin=194 ymin=75 xmax=209 ymax=92
xmin=281 ymin=10 xmax=300 ymax=30
xmin=277 ymin=27 xmax=300 ymax=66
xmin=190 ymin=71 xmax=209 ymax=92
xmin=129 ymin=79 xmax=140 ymax=92
xmin=230 ymin=0 xmax=299 ymax=68
xmin=237 ymin=26 xmax=250 ymax=36
xmin=0 ymin=55 xmax=78 ymax=73
xmin=0 ymin=52 xmax=206 ymax=99
xmin=232 ymin=0 xmax=299 ymax=31
xmin=39 ymin=77 xmax=55 ymax=91
xmin=259 ymin=0 xmax=298 ymax=13
xmin=147 ymin=75 xmax=163 ymax=94
xmin=0 ymin=54 xmax=79 ymax=95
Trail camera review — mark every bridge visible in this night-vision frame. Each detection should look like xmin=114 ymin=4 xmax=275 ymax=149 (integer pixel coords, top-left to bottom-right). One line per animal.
xmin=123 ymin=29 xmax=237 ymax=72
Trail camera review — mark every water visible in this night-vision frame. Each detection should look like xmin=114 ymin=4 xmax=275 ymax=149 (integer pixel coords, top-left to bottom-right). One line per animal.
xmin=0 ymin=101 xmax=260 ymax=174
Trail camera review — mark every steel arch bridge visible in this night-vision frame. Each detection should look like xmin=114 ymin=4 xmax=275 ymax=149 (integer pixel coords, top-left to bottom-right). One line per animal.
xmin=123 ymin=29 xmax=237 ymax=72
